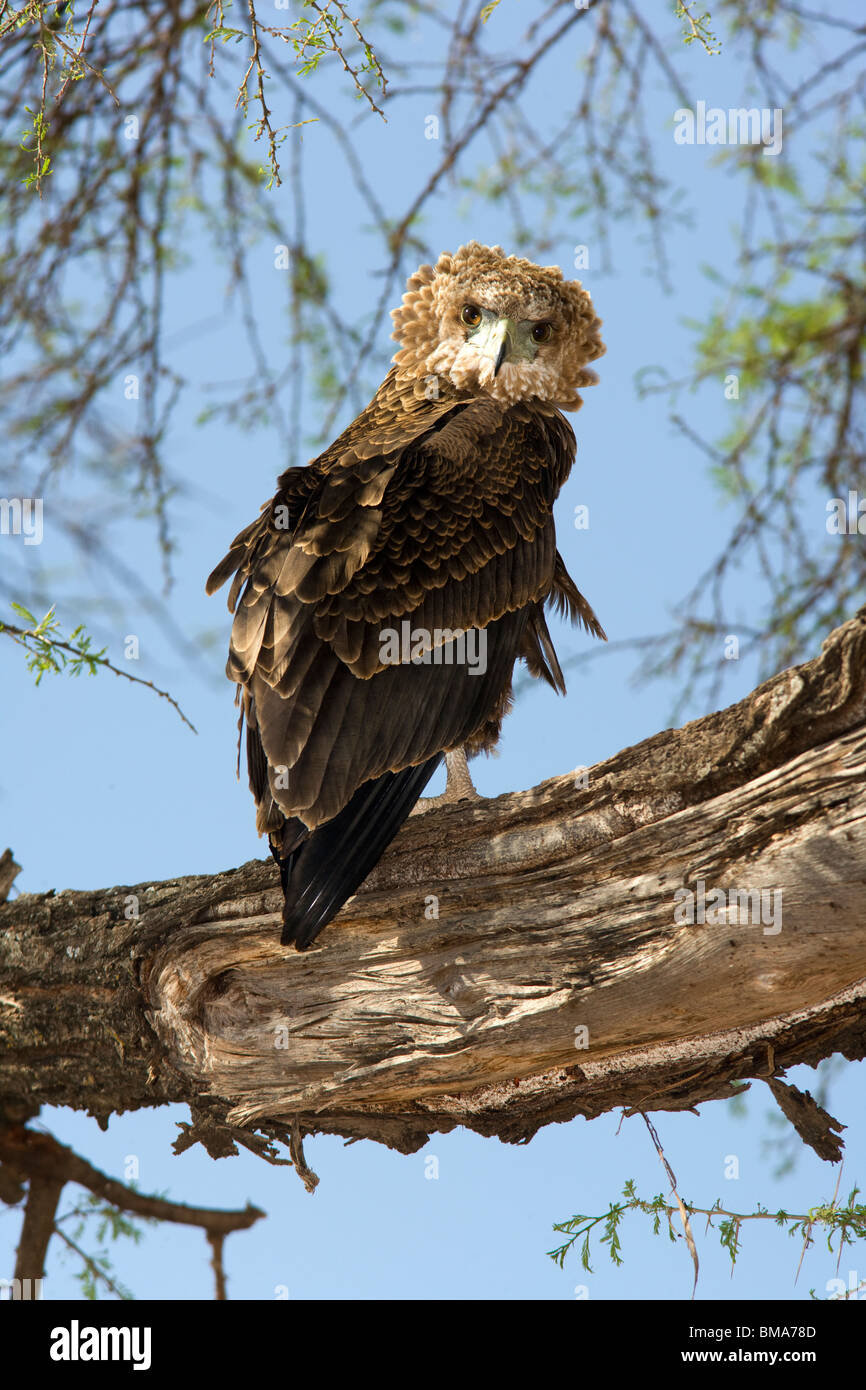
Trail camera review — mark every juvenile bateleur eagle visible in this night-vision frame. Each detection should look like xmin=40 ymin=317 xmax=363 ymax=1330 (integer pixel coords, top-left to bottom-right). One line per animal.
xmin=207 ymin=242 xmax=606 ymax=949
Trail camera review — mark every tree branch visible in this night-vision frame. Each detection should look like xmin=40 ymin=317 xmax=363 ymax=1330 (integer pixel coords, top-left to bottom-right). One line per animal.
xmin=13 ymin=1173 xmax=64 ymax=1282
xmin=0 ymin=1126 xmax=264 ymax=1229
xmin=2 ymin=610 xmax=865 ymax=1157
xmin=0 ymin=1124 xmax=265 ymax=1284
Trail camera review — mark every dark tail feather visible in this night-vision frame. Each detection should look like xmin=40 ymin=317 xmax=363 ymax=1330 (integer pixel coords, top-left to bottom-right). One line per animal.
xmin=280 ymin=754 xmax=443 ymax=951
xmin=270 ymin=839 xmax=302 ymax=896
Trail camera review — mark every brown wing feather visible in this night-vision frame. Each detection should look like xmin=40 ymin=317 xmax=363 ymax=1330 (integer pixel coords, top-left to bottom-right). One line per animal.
xmin=549 ymin=550 xmax=607 ymax=640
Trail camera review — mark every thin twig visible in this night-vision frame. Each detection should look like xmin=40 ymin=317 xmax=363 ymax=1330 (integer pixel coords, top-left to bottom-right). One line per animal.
xmin=1 ymin=623 xmax=198 ymax=733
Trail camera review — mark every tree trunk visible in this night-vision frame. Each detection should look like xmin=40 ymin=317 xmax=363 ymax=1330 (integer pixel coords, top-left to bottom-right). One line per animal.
xmin=2 ymin=610 xmax=865 ymax=1157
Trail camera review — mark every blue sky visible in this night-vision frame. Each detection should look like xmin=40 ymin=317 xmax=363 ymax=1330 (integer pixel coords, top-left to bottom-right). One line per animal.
xmin=2 ymin=2 xmax=862 ymax=1300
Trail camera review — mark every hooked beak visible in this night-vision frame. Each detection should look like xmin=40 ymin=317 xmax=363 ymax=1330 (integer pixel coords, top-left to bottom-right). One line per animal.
xmin=481 ymin=317 xmax=515 ymax=377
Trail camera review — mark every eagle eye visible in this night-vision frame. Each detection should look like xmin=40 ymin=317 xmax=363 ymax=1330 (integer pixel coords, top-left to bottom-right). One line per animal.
xmin=461 ymin=304 xmax=483 ymax=328
xmin=531 ymin=322 xmax=553 ymax=344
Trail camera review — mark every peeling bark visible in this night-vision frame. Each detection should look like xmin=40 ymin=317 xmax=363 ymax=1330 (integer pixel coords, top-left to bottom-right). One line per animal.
xmin=1 ymin=610 xmax=865 ymax=1156
xmin=766 ymin=1078 xmax=846 ymax=1163
xmin=0 ymin=849 xmax=21 ymax=905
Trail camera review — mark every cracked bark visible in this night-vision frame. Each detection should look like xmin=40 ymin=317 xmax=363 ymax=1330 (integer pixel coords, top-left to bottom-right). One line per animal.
xmin=1 ymin=610 xmax=865 ymax=1158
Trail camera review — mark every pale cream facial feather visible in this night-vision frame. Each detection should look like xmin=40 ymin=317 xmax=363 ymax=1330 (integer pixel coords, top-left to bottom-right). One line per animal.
xmin=390 ymin=241 xmax=605 ymax=411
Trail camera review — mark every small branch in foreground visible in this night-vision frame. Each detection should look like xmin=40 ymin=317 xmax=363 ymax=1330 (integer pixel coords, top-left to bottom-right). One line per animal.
xmin=205 ymin=0 xmax=386 ymax=185
xmin=549 ymin=1178 xmax=866 ymax=1292
xmin=1 ymin=604 xmax=197 ymax=733
xmin=53 ymin=1226 xmax=135 ymax=1301
xmin=676 ymin=2 xmax=722 ymax=55
xmin=293 ymin=1 xmax=387 ymax=118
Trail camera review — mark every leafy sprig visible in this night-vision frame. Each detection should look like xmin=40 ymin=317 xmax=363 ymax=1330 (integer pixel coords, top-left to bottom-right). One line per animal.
xmin=1 ymin=604 xmax=197 ymax=732
xmin=55 ymin=1190 xmax=158 ymax=1301
xmin=676 ymin=2 xmax=721 ymax=55
xmin=550 ymin=1180 xmax=866 ymax=1290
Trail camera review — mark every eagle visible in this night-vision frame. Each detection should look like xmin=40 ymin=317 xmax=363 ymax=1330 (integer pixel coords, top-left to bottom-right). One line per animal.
xmin=207 ymin=242 xmax=606 ymax=950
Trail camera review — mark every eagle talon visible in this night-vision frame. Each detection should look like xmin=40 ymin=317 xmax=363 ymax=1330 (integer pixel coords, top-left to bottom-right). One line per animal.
xmin=411 ymin=748 xmax=481 ymax=814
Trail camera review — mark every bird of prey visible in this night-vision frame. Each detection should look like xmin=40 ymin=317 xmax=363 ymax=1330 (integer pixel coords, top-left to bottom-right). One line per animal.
xmin=207 ymin=242 xmax=606 ymax=950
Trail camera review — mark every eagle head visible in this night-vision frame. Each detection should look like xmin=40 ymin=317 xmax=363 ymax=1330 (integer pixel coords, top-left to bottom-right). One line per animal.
xmin=390 ymin=241 xmax=605 ymax=411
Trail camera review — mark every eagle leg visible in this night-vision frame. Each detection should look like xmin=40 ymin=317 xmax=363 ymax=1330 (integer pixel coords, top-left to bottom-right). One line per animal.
xmin=410 ymin=746 xmax=480 ymax=814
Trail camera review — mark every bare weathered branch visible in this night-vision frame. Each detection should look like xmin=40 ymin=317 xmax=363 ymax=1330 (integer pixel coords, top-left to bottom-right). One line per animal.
xmin=2 ymin=610 xmax=864 ymax=1156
